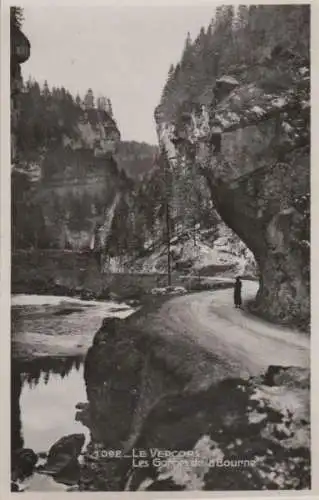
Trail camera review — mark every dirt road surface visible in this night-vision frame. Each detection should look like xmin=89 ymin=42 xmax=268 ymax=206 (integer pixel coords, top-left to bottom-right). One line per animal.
xmin=145 ymin=280 xmax=309 ymax=386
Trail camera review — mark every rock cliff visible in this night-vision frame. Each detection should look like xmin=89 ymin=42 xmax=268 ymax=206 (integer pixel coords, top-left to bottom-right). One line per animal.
xmin=10 ymin=4 xmax=30 ymax=460
xmin=12 ymin=98 xmax=124 ymax=252
xmin=80 ymin=316 xmax=310 ymax=491
xmin=11 ymin=8 xmax=30 ymax=164
xmin=155 ymin=7 xmax=310 ymax=327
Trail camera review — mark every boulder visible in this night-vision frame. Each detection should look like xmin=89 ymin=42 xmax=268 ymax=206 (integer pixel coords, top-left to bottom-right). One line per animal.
xmin=156 ymin=61 xmax=309 ymax=327
xmin=263 ymin=365 xmax=310 ymax=389
xmin=11 ymin=448 xmax=38 ymax=481
xmin=11 ymin=481 xmax=20 ymax=492
xmin=125 ymin=368 xmax=310 ymax=491
xmin=39 ymin=433 xmax=85 ymax=476
xmin=75 ymin=402 xmax=89 ymax=410
xmin=92 ymin=317 xmax=122 ymax=346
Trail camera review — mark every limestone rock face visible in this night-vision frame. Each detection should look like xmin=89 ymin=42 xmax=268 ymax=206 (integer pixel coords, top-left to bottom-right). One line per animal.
xmin=39 ymin=433 xmax=85 ymax=478
xmin=12 ymin=107 xmax=123 ymax=252
xmin=156 ymin=69 xmax=310 ymax=326
xmin=10 ymin=17 xmax=123 ymax=254
xmin=126 ymin=366 xmax=310 ymax=491
xmin=84 ymin=318 xmax=182 ymax=449
xmin=11 ymin=17 xmax=31 ymax=164
xmin=82 ymin=319 xmax=310 ymax=491
xmin=11 ymin=448 xmax=37 ymax=482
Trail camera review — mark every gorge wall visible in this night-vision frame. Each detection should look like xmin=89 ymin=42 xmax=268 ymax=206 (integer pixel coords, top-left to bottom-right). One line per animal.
xmin=80 ymin=313 xmax=310 ymax=491
xmin=12 ymin=95 xmax=124 ymax=253
xmin=10 ymin=7 xmax=30 ymax=457
xmin=155 ymin=5 xmax=310 ymax=326
xmin=10 ymin=6 xmax=311 ymax=493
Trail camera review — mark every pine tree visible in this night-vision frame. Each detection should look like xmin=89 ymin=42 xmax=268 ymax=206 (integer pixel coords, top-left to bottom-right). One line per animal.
xmin=235 ymin=5 xmax=249 ymax=30
xmin=84 ymin=88 xmax=94 ymax=109
xmin=75 ymin=94 xmax=82 ymax=107
xmin=106 ymin=98 xmax=113 ymax=117
xmin=11 ymin=7 xmax=24 ymax=29
xmin=185 ymin=31 xmax=192 ymax=50
xmin=168 ymin=63 xmax=175 ymax=79
xmin=97 ymin=96 xmax=107 ymax=111
xmin=181 ymin=31 xmax=193 ymax=70
xmin=42 ymin=80 xmax=50 ymax=99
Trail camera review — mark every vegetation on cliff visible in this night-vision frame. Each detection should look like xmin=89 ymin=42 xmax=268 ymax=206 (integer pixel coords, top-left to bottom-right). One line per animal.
xmin=13 ymin=77 xmax=236 ymax=271
xmin=155 ymin=4 xmax=310 ymax=325
xmin=115 ymin=141 xmax=158 ymax=179
xmin=157 ymin=5 xmax=309 ymax=123
xmin=12 ymin=79 xmax=157 ymax=257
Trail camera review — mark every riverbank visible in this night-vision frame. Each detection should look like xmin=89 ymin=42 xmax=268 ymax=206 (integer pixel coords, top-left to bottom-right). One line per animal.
xmin=11 ymin=292 xmax=140 ymax=492
xmin=79 ymin=283 xmax=310 ymax=491
xmin=11 ymin=282 xmax=310 ymax=492
xmin=12 ymin=249 xmax=252 ymax=303
xmin=11 ymin=294 xmax=137 ymax=361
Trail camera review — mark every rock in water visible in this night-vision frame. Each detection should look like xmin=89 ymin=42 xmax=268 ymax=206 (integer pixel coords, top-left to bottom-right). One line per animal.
xmin=11 ymin=482 xmax=19 ymax=492
xmin=263 ymin=365 xmax=310 ymax=389
xmin=41 ymin=433 xmax=85 ymax=475
xmin=75 ymin=402 xmax=89 ymax=410
xmin=11 ymin=448 xmax=38 ymax=481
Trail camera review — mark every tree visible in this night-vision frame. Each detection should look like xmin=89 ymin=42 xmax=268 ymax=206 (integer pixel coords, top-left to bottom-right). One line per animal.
xmin=185 ymin=31 xmax=192 ymax=50
xmin=11 ymin=7 xmax=24 ymax=29
xmin=42 ymin=80 xmax=50 ymax=99
xmin=75 ymin=94 xmax=82 ymax=107
xmin=97 ymin=96 xmax=107 ymax=111
xmin=181 ymin=31 xmax=193 ymax=70
xmin=106 ymin=98 xmax=113 ymax=117
xmin=168 ymin=63 xmax=175 ymax=79
xmin=84 ymin=88 xmax=94 ymax=109
xmin=235 ymin=5 xmax=249 ymax=30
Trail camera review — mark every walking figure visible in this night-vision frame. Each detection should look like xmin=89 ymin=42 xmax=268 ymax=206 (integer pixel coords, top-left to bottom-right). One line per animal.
xmin=234 ymin=277 xmax=242 ymax=308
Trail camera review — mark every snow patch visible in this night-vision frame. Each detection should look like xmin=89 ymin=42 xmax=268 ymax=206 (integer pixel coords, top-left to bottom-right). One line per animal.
xmin=215 ymin=113 xmax=233 ymax=129
xmin=156 ymin=435 xmax=224 ymax=490
xmin=251 ymin=106 xmax=265 ymax=117
xmin=301 ymin=100 xmax=310 ymax=109
xmin=282 ymin=121 xmax=293 ymax=133
xmin=248 ymin=410 xmax=267 ymax=424
xmin=299 ymin=67 xmax=309 ymax=76
xmin=272 ymin=97 xmax=287 ymax=108
xmin=216 ymin=76 xmax=239 ymax=86
xmin=151 ymin=286 xmax=187 ymax=296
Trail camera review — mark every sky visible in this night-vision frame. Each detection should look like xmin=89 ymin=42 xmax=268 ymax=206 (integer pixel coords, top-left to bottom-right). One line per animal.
xmin=21 ymin=5 xmax=217 ymax=144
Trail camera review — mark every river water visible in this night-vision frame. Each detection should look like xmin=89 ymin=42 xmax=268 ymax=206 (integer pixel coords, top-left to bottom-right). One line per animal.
xmin=11 ymin=294 xmax=137 ymax=491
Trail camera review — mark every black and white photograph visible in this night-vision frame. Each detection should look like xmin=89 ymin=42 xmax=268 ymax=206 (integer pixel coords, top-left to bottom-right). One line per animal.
xmin=8 ymin=2 xmax=310 ymax=493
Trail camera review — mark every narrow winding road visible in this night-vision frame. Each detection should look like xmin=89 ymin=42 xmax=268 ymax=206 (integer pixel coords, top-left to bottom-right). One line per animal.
xmin=146 ymin=280 xmax=309 ymax=383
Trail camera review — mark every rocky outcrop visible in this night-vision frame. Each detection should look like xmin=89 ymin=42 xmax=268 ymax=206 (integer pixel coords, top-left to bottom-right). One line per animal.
xmin=11 ymin=361 xmax=23 ymax=452
xmin=156 ymin=65 xmax=310 ymax=327
xmin=115 ymin=141 xmax=158 ymax=179
xmin=81 ymin=318 xmax=310 ymax=491
xmin=12 ymin=105 xmax=124 ymax=252
xmin=11 ymin=10 xmax=30 ymax=164
xmin=38 ymin=433 xmax=85 ymax=484
xmin=11 ymin=448 xmax=37 ymax=483
xmin=126 ymin=365 xmax=310 ymax=491
xmin=10 ymin=16 xmax=126 ymax=255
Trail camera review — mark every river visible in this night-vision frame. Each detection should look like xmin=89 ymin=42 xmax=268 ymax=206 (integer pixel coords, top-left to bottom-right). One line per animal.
xmin=11 ymin=294 xmax=137 ymax=491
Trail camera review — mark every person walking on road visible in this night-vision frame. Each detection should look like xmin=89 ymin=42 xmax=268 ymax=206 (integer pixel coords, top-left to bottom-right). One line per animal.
xmin=234 ymin=276 xmax=242 ymax=308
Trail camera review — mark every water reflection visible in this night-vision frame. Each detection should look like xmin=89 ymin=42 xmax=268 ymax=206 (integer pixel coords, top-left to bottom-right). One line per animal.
xmin=19 ymin=356 xmax=83 ymax=388
xmin=11 ymin=355 xmax=88 ymax=455
xmin=12 ymin=362 xmax=23 ymax=451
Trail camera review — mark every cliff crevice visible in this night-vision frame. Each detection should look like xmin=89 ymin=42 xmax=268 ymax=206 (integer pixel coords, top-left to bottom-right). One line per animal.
xmin=155 ymin=52 xmax=309 ymax=327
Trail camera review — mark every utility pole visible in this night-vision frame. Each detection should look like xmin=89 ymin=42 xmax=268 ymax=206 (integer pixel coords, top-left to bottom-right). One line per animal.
xmin=166 ymin=191 xmax=172 ymax=287
xmin=162 ymin=147 xmax=172 ymax=287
